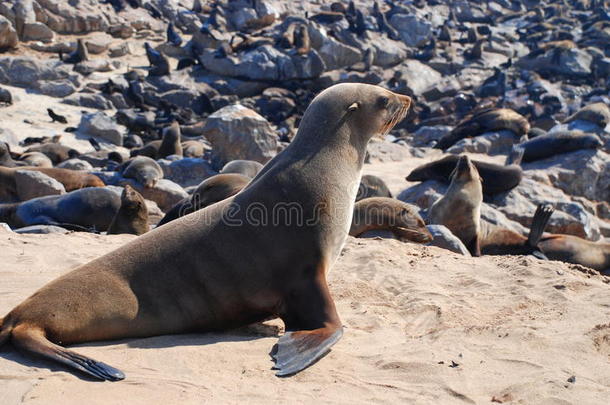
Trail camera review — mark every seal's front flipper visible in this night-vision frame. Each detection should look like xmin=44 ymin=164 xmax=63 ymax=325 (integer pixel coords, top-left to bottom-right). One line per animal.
xmin=11 ymin=324 xmax=124 ymax=381
xmin=274 ymin=274 xmax=343 ymax=376
xmin=273 ymin=327 xmax=343 ymax=376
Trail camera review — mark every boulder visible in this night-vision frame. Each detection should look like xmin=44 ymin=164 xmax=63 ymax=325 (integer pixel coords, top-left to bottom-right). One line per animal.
xmin=389 ymin=14 xmax=432 ymax=47
xmin=426 ymin=225 xmax=471 ymax=256
xmin=63 ymin=93 xmax=113 ymax=110
xmin=85 ymin=33 xmax=112 ymax=54
xmin=38 ymin=79 xmax=77 ymax=97
xmin=15 ymin=170 xmax=66 ymax=201
xmin=22 ymin=22 xmax=54 ymax=42
xmin=0 ymin=57 xmax=77 ymax=90
xmin=517 ymin=47 xmax=593 ymax=79
xmin=78 ymin=112 xmax=126 ymax=145
xmin=203 ymin=104 xmax=278 ymax=165
xmin=397 ymin=180 xmax=447 ymax=210
xmin=157 ymin=158 xmax=217 ymax=188
xmin=446 ymin=130 xmax=519 ymax=155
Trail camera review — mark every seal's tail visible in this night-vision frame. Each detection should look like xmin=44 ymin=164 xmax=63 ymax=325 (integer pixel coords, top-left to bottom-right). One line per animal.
xmin=527 ymin=203 xmax=555 ymax=247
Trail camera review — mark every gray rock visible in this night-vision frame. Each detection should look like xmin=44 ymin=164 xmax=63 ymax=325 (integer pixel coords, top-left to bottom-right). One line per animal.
xmin=85 ymin=33 xmax=112 ymax=54
xmin=74 ymin=59 xmax=114 ymax=75
xmin=522 ymin=149 xmax=610 ymax=203
xmin=397 ymin=180 xmax=447 ymax=210
xmin=369 ymin=35 xmax=408 ymax=67
xmin=0 ymin=57 xmax=77 ymax=90
xmin=517 ymin=47 xmax=593 ymax=79
xmin=490 ymin=178 xmax=601 ymax=240
xmin=14 ymin=225 xmax=69 ymax=234
xmin=57 ymin=158 xmax=93 ymax=171
xmin=317 ymin=33 xmax=362 ymax=70
xmin=426 ymin=225 xmax=471 ymax=256
xmin=109 ymin=42 xmax=132 ymax=58
xmin=63 ymin=93 xmax=113 ymax=110
xmin=22 ymin=22 xmax=54 ymax=42
xmin=446 ymin=130 xmax=519 ymax=155
xmin=199 ymin=45 xmax=326 ymax=81
xmin=396 ymin=60 xmax=442 ymax=95
xmin=389 ymin=14 xmax=432 ymax=47
xmin=38 ymin=79 xmax=77 ymax=97
xmin=158 ymin=158 xmax=216 ymax=188
xmin=15 ymin=170 xmax=66 ymax=201
xmin=203 ymin=104 xmax=278 ymax=165
xmin=0 ymin=15 xmax=18 ymax=49
xmin=78 ymin=112 xmax=126 ymax=145
xmin=412 ymin=126 xmax=452 ymax=147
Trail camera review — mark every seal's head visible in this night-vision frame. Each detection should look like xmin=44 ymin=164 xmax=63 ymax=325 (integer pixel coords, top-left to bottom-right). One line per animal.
xmin=120 ymin=184 xmax=146 ymax=214
xmin=297 ymin=83 xmax=411 ymax=146
xmin=0 ymin=142 xmax=9 ymax=158
xmin=450 ymin=155 xmax=481 ymax=184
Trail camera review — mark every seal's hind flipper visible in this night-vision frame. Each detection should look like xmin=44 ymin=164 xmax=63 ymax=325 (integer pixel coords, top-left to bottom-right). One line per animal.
xmin=11 ymin=324 xmax=124 ymax=381
xmin=527 ymin=203 xmax=555 ymax=247
xmin=273 ymin=327 xmax=343 ymax=377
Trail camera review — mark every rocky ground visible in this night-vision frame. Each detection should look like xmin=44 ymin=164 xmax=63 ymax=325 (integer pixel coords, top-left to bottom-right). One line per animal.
xmin=0 ymin=0 xmax=609 ymax=402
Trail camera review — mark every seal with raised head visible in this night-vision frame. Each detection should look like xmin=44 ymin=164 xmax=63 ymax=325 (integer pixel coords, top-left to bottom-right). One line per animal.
xmin=107 ymin=185 xmax=149 ymax=235
xmin=434 ymin=108 xmax=530 ymax=150
xmin=0 ymin=142 xmax=26 ymax=168
xmin=157 ymin=121 xmax=183 ymax=159
xmin=0 ymin=83 xmax=411 ymax=380
xmin=407 ymin=147 xmax=523 ymax=195
xmin=427 ymin=155 xmax=483 ymax=256
xmin=349 ymin=197 xmax=432 ymax=243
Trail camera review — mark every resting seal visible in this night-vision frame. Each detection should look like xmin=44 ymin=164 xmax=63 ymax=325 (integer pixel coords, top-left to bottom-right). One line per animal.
xmin=428 ymin=155 xmax=483 ymax=256
xmin=0 ymin=187 xmax=121 ymax=231
xmin=220 ymin=160 xmax=264 ymax=179
xmin=349 ymin=197 xmax=432 ymax=243
xmin=157 ymin=173 xmax=251 ymax=226
xmin=407 ymin=147 xmax=523 ymax=195
xmin=538 ymin=235 xmax=610 ymax=273
xmin=435 ymin=108 xmax=530 ymax=150
xmin=356 ymin=174 xmax=392 ymax=201
xmin=0 ymin=83 xmax=411 ymax=380
xmin=520 ymin=131 xmax=602 ymax=162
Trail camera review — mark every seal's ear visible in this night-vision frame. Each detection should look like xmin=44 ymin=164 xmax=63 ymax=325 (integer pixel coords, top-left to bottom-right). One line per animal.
xmin=347 ymin=102 xmax=359 ymax=112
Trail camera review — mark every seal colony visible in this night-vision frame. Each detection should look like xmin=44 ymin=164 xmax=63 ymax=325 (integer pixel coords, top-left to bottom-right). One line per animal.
xmin=0 ymin=83 xmax=411 ymax=381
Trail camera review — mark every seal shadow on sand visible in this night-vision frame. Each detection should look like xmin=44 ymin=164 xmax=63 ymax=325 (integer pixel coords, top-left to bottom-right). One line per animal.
xmin=0 ymin=322 xmax=282 ymax=381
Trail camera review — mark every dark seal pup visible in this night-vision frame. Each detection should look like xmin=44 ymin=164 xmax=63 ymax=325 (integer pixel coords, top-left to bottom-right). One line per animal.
xmin=0 ymin=83 xmax=411 ymax=380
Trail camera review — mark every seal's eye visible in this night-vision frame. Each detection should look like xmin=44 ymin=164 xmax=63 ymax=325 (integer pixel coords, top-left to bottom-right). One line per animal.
xmin=377 ymin=96 xmax=390 ymax=109
xmin=347 ymin=102 xmax=360 ymax=112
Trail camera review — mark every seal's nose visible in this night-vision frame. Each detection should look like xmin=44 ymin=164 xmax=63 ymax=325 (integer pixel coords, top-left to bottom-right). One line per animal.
xmin=397 ymin=93 xmax=412 ymax=109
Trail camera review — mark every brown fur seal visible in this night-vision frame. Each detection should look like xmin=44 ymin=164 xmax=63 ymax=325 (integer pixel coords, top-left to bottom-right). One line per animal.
xmin=25 ymin=143 xmax=79 ymax=165
xmin=520 ymin=131 xmax=602 ymax=162
xmin=349 ymin=197 xmax=432 ymax=243
xmin=107 ymin=185 xmax=149 ymax=235
xmin=480 ymin=204 xmax=554 ymax=256
xmin=356 ymin=174 xmax=392 ymax=201
xmin=63 ymin=38 xmax=89 ymax=64
xmin=130 ymin=140 xmax=162 ymax=159
xmin=428 ymin=155 xmax=483 ymax=256
xmin=0 ymin=187 xmax=121 ymax=231
xmin=564 ymin=102 xmax=610 ymax=128
xmin=220 ymin=160 xmax=264 ymax=179
xmin=18 ymin=152 xmax=53 ymax=168
xmin=157 ymin=173 xmax=251 ymax=226
xmin=407 ymin=147 xmax=524 ymax=195
xmin=158 ymin=121 xmax=183 ymax=159
xmin=181 ymin=140 xmax=206 ymax=158
xmin=120 ymin=156 xmax=163 ymax=188
xmin=0 ymin=142 xmax=26 ymax=168
xmin=0 ymin=83 xmax=411 ymax=380
xmin=0 ymin=167 xmax=104 ymax=201
xmin=538 ymin=235 xmax=610 ymax=273
xmin=435 ymin=108 xmax=530 ymax=150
